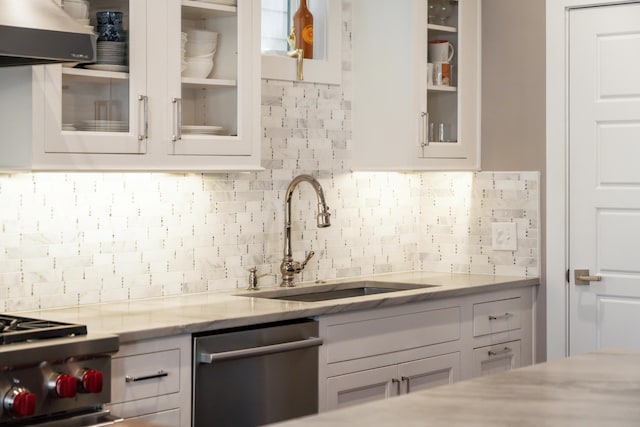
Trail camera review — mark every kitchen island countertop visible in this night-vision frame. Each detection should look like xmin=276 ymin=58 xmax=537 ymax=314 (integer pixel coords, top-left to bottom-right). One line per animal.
xmin=13 ymin=271 xmax=537 ymax=343
xmin=269 ymin=348 xmax=640 ymax=427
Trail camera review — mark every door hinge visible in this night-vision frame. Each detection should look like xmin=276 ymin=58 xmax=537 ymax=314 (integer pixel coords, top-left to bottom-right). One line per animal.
xmin=566 ymin=269 xmax=570 ymax=283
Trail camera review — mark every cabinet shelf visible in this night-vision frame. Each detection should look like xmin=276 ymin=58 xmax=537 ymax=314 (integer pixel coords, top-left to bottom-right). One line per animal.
xmin=181 ymin=77 xmax=236 ymax=87
xmin=427 ymin=23 xmax=457 ymax=33
xmin=427 ymin=85 xmax=457 ymax=92
xmin=181 ymin=0 xmax=236 ymax=18
xmin=62 ymin=67 xmax=130 ymax=81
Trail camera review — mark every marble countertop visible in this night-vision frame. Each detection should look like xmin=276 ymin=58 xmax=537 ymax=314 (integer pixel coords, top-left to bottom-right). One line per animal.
xmin=14 ymin=271 xmax=537 ymax=343
xmin=269 ymin=348 xmax=640 ymax=427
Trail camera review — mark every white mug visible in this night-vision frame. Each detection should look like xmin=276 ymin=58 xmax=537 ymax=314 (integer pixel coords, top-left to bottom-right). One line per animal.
xmin=429 ymin=40 xmax=454 ymax=63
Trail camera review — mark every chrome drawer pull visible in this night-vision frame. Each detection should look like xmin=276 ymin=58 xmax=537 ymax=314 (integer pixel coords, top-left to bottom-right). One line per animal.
xmin=125 ymin=370 xmax=168 ymax=383
xmin=488 ymin=312 xmax=512 ymax=320
xmin=488 ymin=347 xmax=512 ymax=357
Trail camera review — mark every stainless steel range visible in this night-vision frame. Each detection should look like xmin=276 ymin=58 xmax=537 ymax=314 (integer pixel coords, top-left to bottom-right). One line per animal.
xmin=0 ymin=314 xmax=119 ymax=426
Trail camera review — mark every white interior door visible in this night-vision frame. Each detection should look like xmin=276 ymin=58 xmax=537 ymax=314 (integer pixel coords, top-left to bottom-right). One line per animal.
xmin=569 ymin=2 xmax=640 ymax=355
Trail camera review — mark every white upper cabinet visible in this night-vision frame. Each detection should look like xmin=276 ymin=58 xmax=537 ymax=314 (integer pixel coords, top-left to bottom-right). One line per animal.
xmin=39 ymin=0 xmax=149 ymax=157
xmin=351 ymin=0 xmax=480 ymax=171
xmin=0 ymin=0 xmax=261 ymax=171
xmin=166 ymin=0 xmax=259 ymax=162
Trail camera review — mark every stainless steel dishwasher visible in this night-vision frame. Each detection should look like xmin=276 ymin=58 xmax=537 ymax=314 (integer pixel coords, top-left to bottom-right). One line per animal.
xmin=192 ymin=319 xmax=322 ymax=427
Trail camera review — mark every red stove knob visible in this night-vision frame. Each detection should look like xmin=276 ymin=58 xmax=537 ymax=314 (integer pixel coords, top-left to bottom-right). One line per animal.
xmin=3 ymin=387 xmax=36 ymax=417
xmin=54 ymin=374 xmax=77 ymax=398
xmin=80 ymin=370 xmax=103 ymax=394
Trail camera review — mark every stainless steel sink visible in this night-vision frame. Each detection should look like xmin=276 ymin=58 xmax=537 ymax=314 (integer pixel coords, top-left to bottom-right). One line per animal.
xmin=239 ymin=281 xmax=439 ymax=302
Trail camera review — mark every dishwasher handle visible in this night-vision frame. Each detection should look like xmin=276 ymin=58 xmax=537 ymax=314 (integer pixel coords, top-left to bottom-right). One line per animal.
xmin=198 ymin=336 xmax=323 ymax=364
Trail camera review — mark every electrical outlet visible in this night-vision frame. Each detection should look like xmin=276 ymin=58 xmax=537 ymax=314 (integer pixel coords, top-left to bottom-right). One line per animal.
xmin=491 ymin=222 xmax=518 ymax=251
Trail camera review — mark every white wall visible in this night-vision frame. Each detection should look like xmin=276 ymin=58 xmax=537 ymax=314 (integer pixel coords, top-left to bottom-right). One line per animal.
xmin=482 ymin=0 xmax=546 ymax=361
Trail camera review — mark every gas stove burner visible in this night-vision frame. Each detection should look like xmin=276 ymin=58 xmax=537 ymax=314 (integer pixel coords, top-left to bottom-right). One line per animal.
xmin=0 ymin=315 xmax=87 ymax=345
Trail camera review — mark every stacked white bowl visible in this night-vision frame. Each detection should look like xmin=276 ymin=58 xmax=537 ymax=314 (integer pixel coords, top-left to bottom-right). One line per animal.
xmin=63 ymin=0 xmax=89 ymax=22
xmin=182 ymin=29 xmax=218 ymax=79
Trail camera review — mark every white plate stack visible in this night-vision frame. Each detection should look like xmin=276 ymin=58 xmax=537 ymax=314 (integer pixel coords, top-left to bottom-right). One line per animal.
xmin=182 ymin=29 xmax=218 ymax=79
xmin=182 ymin=125 xmax=228 ymax=135
xmin=76 ymin=120 xmax=129 ymax=132
xmin=181 ymin=32 xmax=188 ymax=72
xmin=198 ymin=0 xmax=236 ymax=4
xmin=88 ymin=41 xmax=128 ymax=72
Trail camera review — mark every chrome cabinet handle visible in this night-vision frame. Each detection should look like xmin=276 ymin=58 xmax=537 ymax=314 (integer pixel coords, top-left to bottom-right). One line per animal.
xmin=172 ymin=97 xmax=182 ymax=141
xmin=401 ymin=376 xmax=411 ymax=393
xmin=489 ymin=313 xmax=512 ymax=320
xmin=420 ymin=112 xmax=428 ymax=147
xmin=125 ymin=370 xmax=168 ymax=383
xmin=575 ymin=269 xmax=602 ymax=285
xmin=198 ymin=337 xmax=323 ymax=364
xmin=488 ymin=347 xmax=512 ymax=357
xmin=138 ymin=95 xmax=148 ymax=141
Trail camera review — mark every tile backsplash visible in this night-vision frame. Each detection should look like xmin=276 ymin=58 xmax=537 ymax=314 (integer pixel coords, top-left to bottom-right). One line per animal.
xmin=0 ymin=0 xmax=539 ymax=311
xmin=0 ymin=170 xmax=538 ymax=311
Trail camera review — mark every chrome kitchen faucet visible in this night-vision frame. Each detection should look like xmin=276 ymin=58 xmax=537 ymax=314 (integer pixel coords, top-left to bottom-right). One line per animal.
xmin=280 ymin=175 xmax=331 ymax=287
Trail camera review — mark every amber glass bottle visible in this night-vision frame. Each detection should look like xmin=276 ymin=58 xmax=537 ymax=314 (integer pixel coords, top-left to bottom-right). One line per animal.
xmin=293 ymin=0 xmax=313 ymax=59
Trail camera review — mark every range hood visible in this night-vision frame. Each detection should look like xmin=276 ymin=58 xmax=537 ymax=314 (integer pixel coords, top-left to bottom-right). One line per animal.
xmin=0 ymin=0 xmax=96 ymax=67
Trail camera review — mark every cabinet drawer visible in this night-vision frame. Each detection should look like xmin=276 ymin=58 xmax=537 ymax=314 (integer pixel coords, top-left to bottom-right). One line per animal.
xmin=122 ymin=408 xmax=181 ymax=427
xmin=473 ymin=298 xmax=521 ymax=337
xmin=111 ymin=349 xmax=181 ymax=404
xmin=472 ymin=340 xmax=521 ymax=377
xmin=326 ymin=306 xmax=460 ymax=364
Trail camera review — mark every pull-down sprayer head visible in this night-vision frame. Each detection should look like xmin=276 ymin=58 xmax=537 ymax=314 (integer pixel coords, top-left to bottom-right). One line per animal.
xmin=317 ymin=202 xmax=331 ymax=228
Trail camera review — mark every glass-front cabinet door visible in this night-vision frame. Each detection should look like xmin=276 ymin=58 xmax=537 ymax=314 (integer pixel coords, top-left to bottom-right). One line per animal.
xmin=166 ymin=0 xmax=258 ymax=157
xmin=41 ymin=0 xmax=148 ymax=155
xmin=421 ymin=0 xmax=479 ymax=162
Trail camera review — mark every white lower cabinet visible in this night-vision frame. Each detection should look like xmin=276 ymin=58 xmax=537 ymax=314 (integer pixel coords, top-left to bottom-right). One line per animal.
xmin=326 ymin=365 xmax=398 ymax=409
xmin=106 ymin=335 xmax=191 ymax=426
xmin=319 ymin=299 xmax=463 ymax=412
xmin=319 ymin=286 xmax=535 ymax=412
xmin=326 ymin=352 xmax=460 ymax=410
xmin=467 ymin=291 xmax=530 ymax=378
xmin=398 ymin=352 xmax=461 ymax=394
